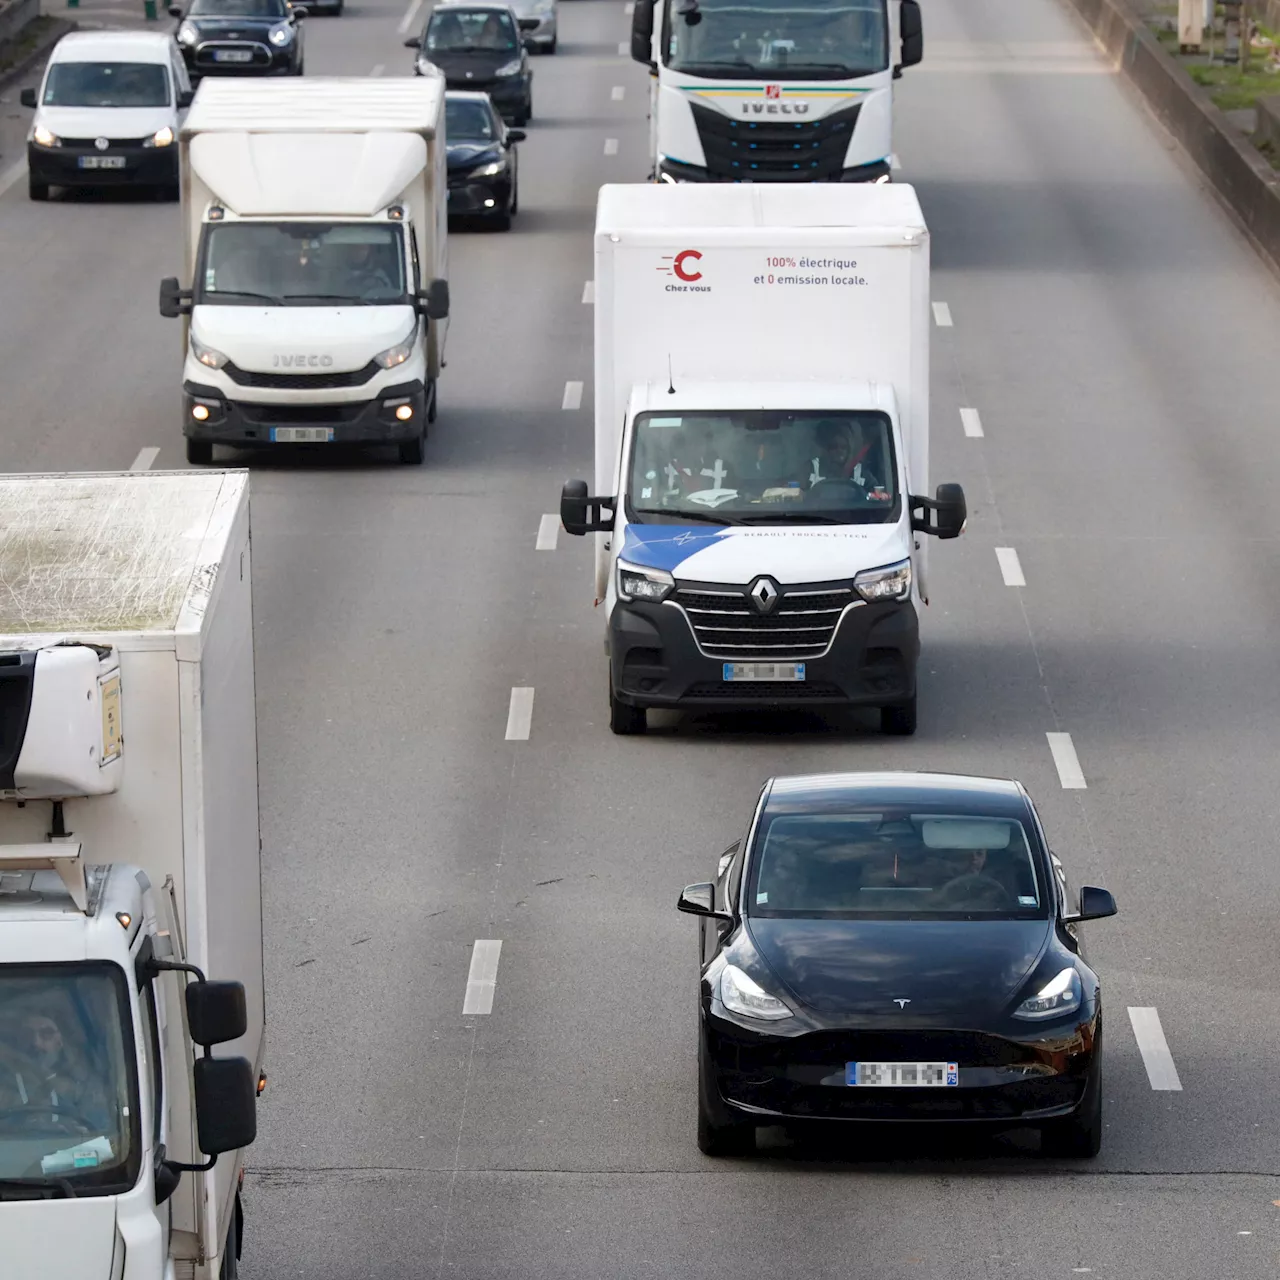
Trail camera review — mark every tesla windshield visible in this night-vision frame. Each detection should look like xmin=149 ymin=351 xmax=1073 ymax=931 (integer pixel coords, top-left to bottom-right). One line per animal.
xmin=42 ymin=62 xmax=170 ymax=107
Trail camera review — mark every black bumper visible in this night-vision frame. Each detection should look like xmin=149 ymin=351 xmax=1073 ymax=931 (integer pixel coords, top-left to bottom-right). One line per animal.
xmin=609 ymin=595 xmax=918 ymax=711
xmin=447 ymin=172 xmax=513 ymax=216
xmin=657 ymin=157 xmax=891 ymax=184
xmin=182 ymin=380 xmax=426 ymax=446
xmin=28 ymin=142 xmax=178 ymax=188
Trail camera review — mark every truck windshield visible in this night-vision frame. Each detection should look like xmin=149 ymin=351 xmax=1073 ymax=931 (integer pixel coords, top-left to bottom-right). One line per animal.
xmin=628 ymin=409 xmax=899 ymax=525
xmin=0 ymin=964 xmax=140 ymax=1198
xmin=665 ymin=0 xmax=887 ymax=80
xmin=198 ymin=222 xmax=407 ymax=306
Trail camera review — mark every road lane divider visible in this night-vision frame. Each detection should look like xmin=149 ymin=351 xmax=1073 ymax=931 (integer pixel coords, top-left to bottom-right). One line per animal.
xmin=959 ymin=407 xmax=984 ymax=438
xmin=463 ymin=940 xmax=503 ymax=1015
xmin=1128 ymin=1007 xmax=1183 ymax=1090
xmin=1046 ymin=732 xmax=1086 ymax=789
xmin=562 ymin=380 xmax=584 ymax=410
xmin=932 ymin=301 xmax=953 ymax=327
xmin=536 ymin=514 xmax=559 ymax=551
xmin=505 ymin=687 xmax=535 ymax=740
xmin=129 ymin=447 xmax=160 ymax=472
xmin=582 ymin=281 xmax=595 ymax=304
xmin=604 ymin=138 xmax=619 ymax=155
xmin=397 ymin=0 xmax=423 ymax=35
xmin=995 ymin=547 xmax=1025 ymax=587
xmin=612 ymin=85 xmax=625 ymax=101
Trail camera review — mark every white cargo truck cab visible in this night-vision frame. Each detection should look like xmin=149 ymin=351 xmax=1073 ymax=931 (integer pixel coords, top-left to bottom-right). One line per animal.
xmin=159 ymin=77 xmax=451 ymax=468
xmin=630 ymin=0 xmax=921 ymax=184
xmin=561 ymin=183 xmax=965 ymax=736
xmin=0 ymin=471 xmax=264 ymax=1280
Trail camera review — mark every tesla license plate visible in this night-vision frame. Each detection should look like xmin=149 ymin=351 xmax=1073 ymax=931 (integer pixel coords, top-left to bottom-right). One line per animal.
xmin=847 ymin=1062 xmax=958 ymax=1087
xmin=722 ymin=662 xmax=805 ymax=682
xmin=78 ymin=156 xmax=125 ymax=169
xmin=270 ymin=427 xmax=334 ymax=443
xmin=214 ymin=48 xmax=254 ymax=61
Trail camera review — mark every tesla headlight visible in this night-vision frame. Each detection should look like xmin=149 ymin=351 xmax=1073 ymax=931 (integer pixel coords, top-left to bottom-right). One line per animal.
xmin=33 ymin=124 xmax=60 ymax=147
xmin=472 ymin=158 xmax=506 ymax=177
xmin=854 ymin=558 xmax=912 ymax=602
xmin=177 ymin=20 xmax=198 ymax=43
xmin=617 ymin=560 xmax=673 ymax=603
xmin=1012 ymin=967 xmax=1081 ymax=1021
xmin=189 ymin=333 xmax=229 ymax=370
xmin=268 ymin=22 xmax=293 ymax=43
xmin=373 ymin=329 xmax=417 ymax=369
xmin=495 ymin=58 xmax=522 ymax=76
xmin=720 ymin=965 xmax=792 ymax=1022
xmin=143 ymin=126 xmax=175 ymax=148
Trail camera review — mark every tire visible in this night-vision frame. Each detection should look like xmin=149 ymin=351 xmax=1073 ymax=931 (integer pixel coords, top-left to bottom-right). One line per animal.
xmin=608 ymin=682 xmax=646 ymax=735
xmin=186 ymin=438 xmax=214 ymax=465
xmin=546 ymin=36 xmax=556 ymax=53
xmin=398 ymin=430 xmax=425 ymax=465
xmin=28 ymin=175 xmax=49 ymax=201
xmin=880 ymin=693 xmax=917 ymax=736
xmin=510 ymin=175 xmax=518 ymax=215
xmin=426 ymin=379 xmax=437 ymax=424
xmin=697 ymin=1051 xmax=754 ymax=1157
xmin=219 ymin=1190 xmax=242 ymax=1279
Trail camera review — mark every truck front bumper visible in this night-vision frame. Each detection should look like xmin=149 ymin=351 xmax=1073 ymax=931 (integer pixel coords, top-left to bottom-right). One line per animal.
xmin=655 ymin=156 xmax=891 ymax=185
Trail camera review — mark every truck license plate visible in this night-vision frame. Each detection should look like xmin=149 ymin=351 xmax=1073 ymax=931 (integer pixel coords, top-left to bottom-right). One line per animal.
xmin=848 ymin=1062 xmax=958 ymax=1087
xmin=722 ymin=662 xmax=805 ymax=682
xmin=214 ymin=48 xmax=254 ymax=62
xmin=78 ymin=156 xmax=126 ymax=169
xmin=270 ymin=427 xmax=334 ymax=443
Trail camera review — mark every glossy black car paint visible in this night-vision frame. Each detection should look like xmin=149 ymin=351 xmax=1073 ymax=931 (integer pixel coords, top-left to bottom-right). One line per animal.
xmin=445 ymin=95 xmax=521 ymax=227
xmin=680 ymin=772 xmax=1116 ymax=1157
xmin=405 ymin=10 xmax=532 ymax=124
xmin=171 ymin=0 xmax=306 ymax=79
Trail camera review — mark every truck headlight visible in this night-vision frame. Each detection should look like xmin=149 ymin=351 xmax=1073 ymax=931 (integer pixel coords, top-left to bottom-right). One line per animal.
xmin=33 ymin=124 xmax=61 ymax=147
xmin=269 ymin=22 xmax=293 ymax=43
xmin=617 ymin=560 xmax=674 ymax=603
xmin=178 ymin=20 xmax=198 ymax=43
xmin=854 ymin=558 xmax=911 ymax=602
xmin=495 ymin=58 xmax=522 ymax=76
xmin=373 ymin=330 xmax=417 ymax=369
xmin=1012 ymin=967 xmax=1082 ymax=1021
xmin=190 ymin=334 xmax=229 ymax=370
xmin=143 ymin=126 xmax=175 ymax=148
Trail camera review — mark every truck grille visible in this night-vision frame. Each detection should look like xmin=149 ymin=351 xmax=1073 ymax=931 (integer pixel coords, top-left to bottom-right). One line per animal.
xmin=671 ymin=581 xmax=856 ymax=660
xmin=690 ymin=101 xmax=861 ymax=182
xmin=222 ymin=360 xmax=378 ymax=389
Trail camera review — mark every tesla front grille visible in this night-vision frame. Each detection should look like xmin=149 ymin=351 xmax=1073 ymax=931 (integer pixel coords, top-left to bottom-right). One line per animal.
xmin=671 ymin=582 xmax=854 ymax=661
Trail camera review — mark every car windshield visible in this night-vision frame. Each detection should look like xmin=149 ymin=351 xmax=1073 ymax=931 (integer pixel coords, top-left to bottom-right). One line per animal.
xmin=629 ymin=409 xmax=898 ymax=525
xmin=198 ymin=222 xmax=407 ymax=305
xmin=0 ymin=964 xmax=139 ymax=1196
xmin=446 ymin=98 xmax=497 ymax=140
xmin=748 ymin=811 xmax=1047 ymax=918
xmin=42 ymin=61 xmax=170 ymax=108
xmin=188 ymin=0 xmax=288 ymax=15
xmin=426 ymin=9 xmax=519 ymax=52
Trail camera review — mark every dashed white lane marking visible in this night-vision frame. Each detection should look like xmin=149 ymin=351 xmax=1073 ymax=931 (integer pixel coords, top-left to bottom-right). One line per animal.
xmin=890 ymin=152 xmax=901 ymax=170
xmin=932 ymin=301 xmax=953 ymax=327
xmin=397 ymin=0 xmax=423 ymax=35
xmin=624 ymin=0 xmax=634 ymax=11
xmin=129 ymin=447 xmax=160 ymax=472
xmin=611 ymin=85 xmax=625 ymax=101
xmin=582 ymin=280 xmax=595 ymax=304
xmin=1128 ymin=1007 xmax=1183 ymax=1091
xmin=995 ymin=547 xmax=1025 ymax=587
xmin=604 ymin=137 xmax=619 ymax=155
xmin=0 ymin=160 xmax=27 ymax=199
xmin=960 ymin=407 xmax=984 ymax=438
xmin=536 ymin=513 xmax=560 ymax=551
xmin=371 ymin=62 xmax=385 ymax=76
xmin=618 ymin=40 xmax=630 ymax=55
xmin=1046 ymin=732 xmax=1086 ymax=790
xmin=505 ymin=687 xmax=535 ymax=740
xmin=463 ymin=940 xmax=503 ymax=1015
xmin=562 ymin=380 xmax=584 ymax=410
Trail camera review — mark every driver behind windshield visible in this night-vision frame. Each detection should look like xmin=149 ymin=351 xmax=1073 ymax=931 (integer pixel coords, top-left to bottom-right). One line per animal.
xmin=0 ymin=1009 xmax=111 ymax=1133
xmin=809 ymin=418 xmax=885 ymax=494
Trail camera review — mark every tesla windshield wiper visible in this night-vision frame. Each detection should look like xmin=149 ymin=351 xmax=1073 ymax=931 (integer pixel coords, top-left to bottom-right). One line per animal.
xmin=0 ymin=1176 xmax=77 ymax=1199
xmin=630 ymin=507 xmax=734 ymax=526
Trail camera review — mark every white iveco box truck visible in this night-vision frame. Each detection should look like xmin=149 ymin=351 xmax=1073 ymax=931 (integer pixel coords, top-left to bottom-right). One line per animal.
xmin=0 ymin=471 xmax=264 ymax=1280
xmin=160 ymin=77 xmax=451 ymax=467
xmin=561 ymin=183 xmax=965 ymax=735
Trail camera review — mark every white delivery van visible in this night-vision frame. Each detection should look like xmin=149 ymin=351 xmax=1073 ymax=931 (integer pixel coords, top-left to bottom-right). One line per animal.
xmin=0 ymin=471 xmax=264 ymax=1280
xmin=561 ymin=183 xmax=965 ymax=735
xmin=159 ymin=77 xmax=451 ymax=467
xmin=629 ymin=0 xmax=921 ymax=184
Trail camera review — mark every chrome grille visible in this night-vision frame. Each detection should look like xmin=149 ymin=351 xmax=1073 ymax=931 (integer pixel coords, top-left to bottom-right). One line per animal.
xmin=671 ymin=582 xmax=856 ymax=661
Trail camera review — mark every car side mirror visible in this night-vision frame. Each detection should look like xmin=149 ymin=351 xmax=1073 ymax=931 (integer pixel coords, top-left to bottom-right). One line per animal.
xmin=292 ymin=4 xmax=308 ymax=15
xmin=1073 ymin=886 xmax=1117 ymax=922
xmin=177 ymin=88 xmax=194 ymax=108
xmin=186 ymin=979 xmax=248 ymax=1046
xmin=678 ymin=882 xmax=732 ymax=921
xmin=560 ymin=479 xmax=615 ymax=536
xmin=403 ymin=33 xmax=421 ymax=47
xmin=193 ymin=1056 xmax=257 ymax=1156
xmin=20 ymin=87 xmax=37 ymax=108
xmin=506 ymin=128 xmax=526 ymax=143
xmin=517 ymin=16 xmax=538 ymax=29
xmin=168 ymin=3 xmax=182 ymax=14
xmin=899 ymin=0 xmax=923 ymax=70
xmin=910 ymin=482 xmax=966 ymax=539
xmin=418 ymin=277 xmax=449 ymax=320
xmin=630 ymin=0 xmax=656 ymax=67
xmin=521 ymin=35 xmax=535 ymax=50
xmin=159 ymin=275 xmax=192 ymax=318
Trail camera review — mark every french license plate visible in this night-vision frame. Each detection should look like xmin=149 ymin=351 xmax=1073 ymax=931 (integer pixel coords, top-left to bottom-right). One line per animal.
xmin=847 ymin=1061 xmax=958 ymax=1088
xmin=270 ymin=427 xmax=334 ymax=443
xmin=78 ymin=155 xmax=126 ymax=169
xmin=214 ymin=48 xmax=254 ymax=62
xmin=722 ymin=662 xmax=805 ymax=682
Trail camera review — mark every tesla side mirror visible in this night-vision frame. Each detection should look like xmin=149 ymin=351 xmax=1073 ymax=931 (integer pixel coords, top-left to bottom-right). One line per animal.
xmin=506 ymin=128 xmax=526 ymax=143
xmin=177 ymin=88 xmax=194 ymax=108
xmin=20 ymin=88 xmax=37 ymax=108
xmin=630 ymin=0 xmax=656 ymax=66
xmin=418 ymin=277 xmax=449 ymax=320
xmin=1074 ymin=886 xmax=1117 ymax=922
xmin=900 ymin=0 xmax=923 ymax=69
xmin=403 ymin=33 xmax=421 ymax=47
xmin=677 ymin=882 xmax=731 ymax=921
xmin=186 ymin=980 xmax=248 ymax=1046
xmin=193 ymin=1056 xmax=257 ymax=1156
xmin=910 ymin=482 xmax=966 ymax=539
xmin=159 ymin=275 xmax=192 ymax=318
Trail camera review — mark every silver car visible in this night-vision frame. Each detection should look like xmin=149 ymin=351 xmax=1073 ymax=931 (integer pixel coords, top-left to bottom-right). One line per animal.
xmin=506 ymin=0 xmax=556 ymax=53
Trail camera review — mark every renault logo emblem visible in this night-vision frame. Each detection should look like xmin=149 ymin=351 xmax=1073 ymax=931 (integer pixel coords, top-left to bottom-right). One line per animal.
xmin=893 ymin=998 xmax=910 ymax=1008
xmin=748 ymin=577 xmax=779 ymax=613
xmin=94 ymin=137 xmax=109 ymax=151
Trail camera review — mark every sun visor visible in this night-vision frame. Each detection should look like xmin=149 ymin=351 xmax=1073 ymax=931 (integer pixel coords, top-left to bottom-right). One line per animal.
xmin=920 ymin=819 xmax=1012 ymax=851
xmin=190 ymin=131 xmax=428 ymax=216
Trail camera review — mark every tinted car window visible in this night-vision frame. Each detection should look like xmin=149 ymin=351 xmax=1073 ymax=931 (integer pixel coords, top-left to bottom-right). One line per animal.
xmin=445 ymin=98 xmax=497 ymax=140
xmin=188 ymin=0 xmax=288 ymax=16
xmin=427 ymin=9 xmax=519 ymax=51
xmin=43 ymin=62 xmax=170 ymax=108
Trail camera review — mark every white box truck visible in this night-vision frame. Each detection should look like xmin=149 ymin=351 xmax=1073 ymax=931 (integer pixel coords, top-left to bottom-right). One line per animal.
xmin=629 ymin=0 xmax=922 ymax=184
xmin=560 ymin=183 xmax=965 ymax=735
xmin=0 ymin=471 xmax=264 ymax=1280
xmin=159 ymin=77 xmax=451 ymax=467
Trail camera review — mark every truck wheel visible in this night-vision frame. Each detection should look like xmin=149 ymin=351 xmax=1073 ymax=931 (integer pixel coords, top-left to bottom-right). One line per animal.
xmin=398 ymin=431 xmax=426 ymax=465
xmin=186 ymin=439 xmax=214 ymax=466
xmin=29 ymin=175 xmax=49 ymax=201
xmin=880 ymin=694 xmax=917 ymax=736
xmin=609 ymin=684 xmax=646 ymax=735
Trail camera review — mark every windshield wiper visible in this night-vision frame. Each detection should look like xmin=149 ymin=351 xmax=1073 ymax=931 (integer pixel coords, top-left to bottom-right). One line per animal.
xmin=630 ymin=507 xmax=734 ymax=526
xmin=206 ymin=289 xmax=284 ymax=305
xmin=735 ymin=512 xmax=852 ymax=525
xmin=674 ymin=58 xmax=756 ymax=73
xmin=0 ymin=1176 xmax=77 ymax=1200
xmin=277 ymin=293 xmax=388 ymax=305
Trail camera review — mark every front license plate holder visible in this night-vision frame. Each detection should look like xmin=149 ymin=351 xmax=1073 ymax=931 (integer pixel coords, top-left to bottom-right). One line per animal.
xmin=78 ymin=156 xmax=126 ymax=169
xmin=722 ymin=662 xmax=805 ymax=682
xmin=270 ymin=427 xmax=334 ymax=443
xmin=214 ymin=49 xmax=254 ymax=62
xmin=847 ymin=1061 xmax=958 ymax=1087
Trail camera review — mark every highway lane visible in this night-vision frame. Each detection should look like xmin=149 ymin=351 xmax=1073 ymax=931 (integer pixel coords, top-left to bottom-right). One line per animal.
xmin=4 ymin=0 xmax=1280 ymax=1273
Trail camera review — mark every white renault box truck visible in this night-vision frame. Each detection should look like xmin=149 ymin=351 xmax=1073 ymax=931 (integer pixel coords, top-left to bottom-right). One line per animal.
xmin=0 ymin=471 xmax=264 ymax=1280
xmin=629 ymin=0 xmax=922 ymax=184
xmin=560 ymin=183 xmax=965 ymax=735
xmin=160 ymin=77 xmax=451 ymax=467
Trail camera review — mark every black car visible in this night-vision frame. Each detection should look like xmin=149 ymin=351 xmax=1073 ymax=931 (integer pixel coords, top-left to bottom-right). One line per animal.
xmin=679 ymin=771 xmax=1117 ymax=1158
xmin=406 ymin=3 xmax=532 ymax=126
xmin=444 ymin=91 xmax=522 ymax=229
xmin=171 ymin=0 xmax=307 ymax=80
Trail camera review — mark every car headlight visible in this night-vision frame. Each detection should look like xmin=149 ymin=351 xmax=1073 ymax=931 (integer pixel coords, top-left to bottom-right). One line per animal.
xmin=471 ymin=159 xmax=506 ymax=178
xmin=33 ymin=124 xmax=60 ymax=148
xmin=617 ymin=560 xmax=673 ymax=603
xmin=268 ymin=22 xmax=293 ymax=44
xmin=854 ymin=558 xmax=911 ymax=602
xmin=1012 ymin=967 xmax=1082 ymax=1021
xmin=143 ymin=126 xmax=175 ymax=148
xmin=720 ymin=964 xmax=792 ymax=1022
xmin=373 ymin=329 xmax=417 ymax=369
xmin=177 ymin=20 xmax=198 ymax=43
xmin=495 ymin=58 xmax=522 ymax=76
xmin=190 ymin=334 xmax=229 ymax=370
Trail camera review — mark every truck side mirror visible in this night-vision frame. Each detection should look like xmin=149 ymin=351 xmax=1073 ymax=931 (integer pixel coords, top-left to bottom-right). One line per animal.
xmin=177 ymin=88 xmax=194 ymax=108
xmin=20 ymin=87 xmax=37 ymax=108
xmin=193 ymin=1056 xmax=257 ymax=1156
xmin=899 ymin=0 xmax=923 ymax=71
xmin=560 ymin=480 xmax=615 ymax=536
xmin=159 ymin=276 xmax=192 ymax=318
xmin=630 ymin=0 xmax=656 ymax=67
xmin=910 ymin=482 xmax=966 ymax=540
xmin=186 ymin=980 xmax=247 ymax=1046
xmin=419 ymin=277 xmax=449 ymax=320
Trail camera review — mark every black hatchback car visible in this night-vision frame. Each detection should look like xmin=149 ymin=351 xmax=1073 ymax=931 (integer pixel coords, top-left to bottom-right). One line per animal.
xmin=406 ymin=3 xmax=532 ymax=126
xmin=444 ymin=92 xmax=523 ymax=228
xmin=679 ymin=771 xmax=1117 ymax=1158
xmin=171 ymin=0 xmax=307 ymax=80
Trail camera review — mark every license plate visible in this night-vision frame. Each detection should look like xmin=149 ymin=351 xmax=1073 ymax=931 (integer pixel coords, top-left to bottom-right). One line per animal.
xmin=722 ymin=662 xmax=805 ymax=682
xmin=847 ymin=1061 xmax=958 ymax=1088
xmin=78 ymin=155 xmax=126 ymax=169
xmin=270 ymin=427 xmax=334 ymax=443
xmin=214 ymin=48 xmax=254 ymax=62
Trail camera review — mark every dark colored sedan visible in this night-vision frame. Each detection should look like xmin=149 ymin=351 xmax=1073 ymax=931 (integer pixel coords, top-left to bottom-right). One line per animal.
xmin=679 ymin=771 xmax=1117 ymax=1158
xmin=171 ymin=0 xmax=306 ymax=80
xmin=445 ymin=91 xmax=522 ymax=229
xmin=406 ymin=3 xmax=532 ymax=126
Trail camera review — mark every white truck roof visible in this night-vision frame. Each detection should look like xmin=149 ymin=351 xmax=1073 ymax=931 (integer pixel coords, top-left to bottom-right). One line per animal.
xmin=49 ymin=30 xmax=177 ymax=63
xmin=0 ymin=470 xmax=247 ymax=643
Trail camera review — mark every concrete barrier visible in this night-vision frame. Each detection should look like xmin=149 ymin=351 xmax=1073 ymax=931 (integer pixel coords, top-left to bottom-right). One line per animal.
xmin=0 ymin=0 xmax=39 ymax=45
xmin=1259 ymin=95 xmax=1280 ymax=151
xmin=1061 ymin=0 xmax=1280 ymax=273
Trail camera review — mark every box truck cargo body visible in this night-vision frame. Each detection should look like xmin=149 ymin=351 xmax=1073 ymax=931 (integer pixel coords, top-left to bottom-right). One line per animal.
xmin=0 ymin=471 xmax=263 ymax=1280
xmin=561 ymin=183 xmax=965 ymax=735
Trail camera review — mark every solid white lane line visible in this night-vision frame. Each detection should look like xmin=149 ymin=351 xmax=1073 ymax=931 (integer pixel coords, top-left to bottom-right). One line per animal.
xmin=129 ymin=447 xmax=160 ymax=472
xmin=604 ymin=137 xmax=619 ymax=155
xmin=618 ymin=40 xmax=630 ymax=55
xmin=397 ymin=0 xmax=423 ymax=35
xmin=371 ymin=62 xmax=385 ymax=76
xmin=1128 ymin=1007 xmax=1183 ymax=1090
xmin=960 ymin=407 xmax=984 ymax=438
xmin=0 ymin=160 xmax=27 ymax=199
xmin=1046 ymin=732 xmax=1086 ymax=790
xmin=611 ymin=85 xmax=625 ymax=101
xmin=536 ymin=513 xmax=559 ymax=551
xmin=463 ymin=940 xmax=503 ymax=1015
xmin=505 ymin=687 xmax=535 ymax=740
xmin=562 ymin=380 xmax=583 ymax=410
xmin=932 ymin=301 xmax=953 ymax=327
xmin=995 ymin=547 xmax=1025 ymax=587
xmin=582 ymin=280 xmax=595 ymax=304
xmin=890 ymin=152 xmax=901 ymax=170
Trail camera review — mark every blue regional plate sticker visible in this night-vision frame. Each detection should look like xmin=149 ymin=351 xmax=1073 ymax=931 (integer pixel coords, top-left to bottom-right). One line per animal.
xmin=947 ymin=1063 xmax=959 ymax=1086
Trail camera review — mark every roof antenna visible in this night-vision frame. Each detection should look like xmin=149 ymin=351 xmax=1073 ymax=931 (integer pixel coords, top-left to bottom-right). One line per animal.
xmin=667 ymin=354 xmax=676 ymax=395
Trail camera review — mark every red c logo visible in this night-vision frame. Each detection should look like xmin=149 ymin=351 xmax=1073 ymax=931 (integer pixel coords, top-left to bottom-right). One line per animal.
xmin=673 ymin=249 xmax=703 ymax=282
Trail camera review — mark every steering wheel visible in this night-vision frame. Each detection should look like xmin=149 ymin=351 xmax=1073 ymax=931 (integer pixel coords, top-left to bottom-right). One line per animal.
xmin=808 ymin=477 xmax=869 ymax=497
xmin=935 ymin=873 xmax=1013 ymax=909
xmin=0 ymin=1104 xmax=101 ymax=1136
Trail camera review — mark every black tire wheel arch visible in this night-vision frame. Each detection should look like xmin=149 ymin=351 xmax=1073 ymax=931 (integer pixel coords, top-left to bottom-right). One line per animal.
xmin=608 ymin=679 xmax=645 ymax=735
xmin=186 ymin=438 xmax=214 ymax=466
xmin=697 ymin=1045 xmax=755 ymax=1157
xmin=880 ymin=692 xmax=917 ymax=736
